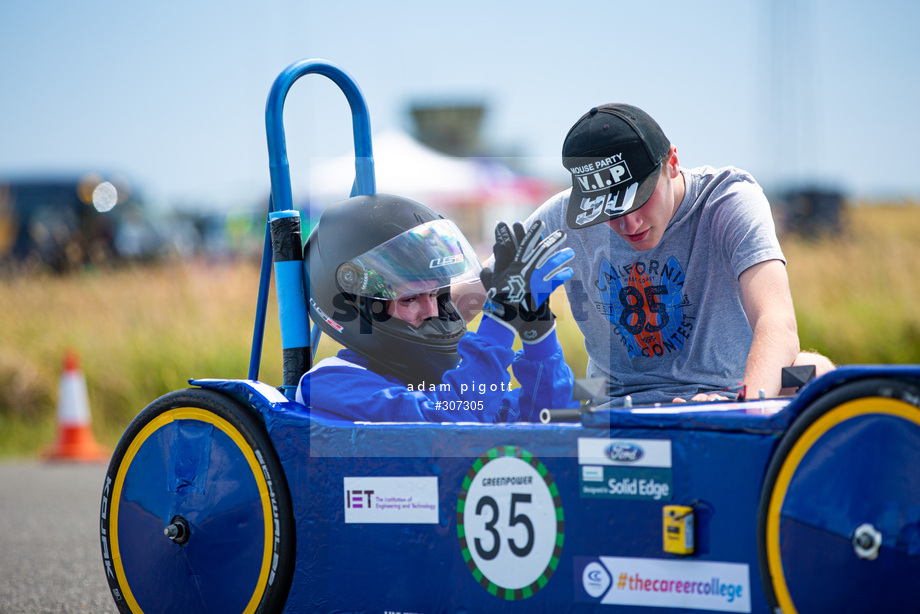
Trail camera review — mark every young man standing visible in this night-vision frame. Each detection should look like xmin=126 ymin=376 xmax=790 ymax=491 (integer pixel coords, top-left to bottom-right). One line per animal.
xmin=526 ymin=103 xmax=833 ymax=406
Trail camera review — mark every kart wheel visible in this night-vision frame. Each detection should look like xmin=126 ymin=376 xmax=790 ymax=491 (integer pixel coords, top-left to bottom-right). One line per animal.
xmin=757 ymin=378 xmax=920 ymax=613
xmin=99 ymin=388 xmax=294 ymax=614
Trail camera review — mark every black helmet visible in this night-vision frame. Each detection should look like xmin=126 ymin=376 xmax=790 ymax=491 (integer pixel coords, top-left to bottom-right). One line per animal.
xmin=305 ymin=194 xmax=482 ymax=384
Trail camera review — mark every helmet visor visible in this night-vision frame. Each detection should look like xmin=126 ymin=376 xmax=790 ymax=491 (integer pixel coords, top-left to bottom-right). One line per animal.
xmin=335 ymin=219 xmax=482 ymax=299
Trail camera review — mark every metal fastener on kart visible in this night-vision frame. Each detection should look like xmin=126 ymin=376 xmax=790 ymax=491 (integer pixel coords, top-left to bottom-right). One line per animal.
xmin=164 ymin=516 xmax=190 ymax=545
xmin=852 ymin=523 xmax=882 ymax=560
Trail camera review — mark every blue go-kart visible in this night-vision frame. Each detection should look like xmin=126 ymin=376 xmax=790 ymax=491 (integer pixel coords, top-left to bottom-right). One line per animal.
xmin=99 ymin=59 xmax=920 ymax=614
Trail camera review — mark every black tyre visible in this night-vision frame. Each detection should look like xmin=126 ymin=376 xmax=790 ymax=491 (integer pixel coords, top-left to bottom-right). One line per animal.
xmin=99 ymin=387 xmax=295 ymax=613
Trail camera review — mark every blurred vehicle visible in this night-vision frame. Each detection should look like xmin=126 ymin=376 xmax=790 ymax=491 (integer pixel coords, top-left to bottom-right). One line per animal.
xmin=157 ymin=207 xmax=266 ymax=262
xmin=0 ymin=173 xmax=165 ymax=273
xmin=771 ymin=186 xmax=845 ymax=238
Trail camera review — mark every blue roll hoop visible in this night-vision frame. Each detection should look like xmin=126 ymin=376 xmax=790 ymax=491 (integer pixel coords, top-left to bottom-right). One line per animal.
xmin=250 ymin=58 xmax=375 ymax=383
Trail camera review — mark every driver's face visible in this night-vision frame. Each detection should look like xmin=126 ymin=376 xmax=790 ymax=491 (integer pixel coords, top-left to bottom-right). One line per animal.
xmin=386 ymin=290 xmax=439 ymax=327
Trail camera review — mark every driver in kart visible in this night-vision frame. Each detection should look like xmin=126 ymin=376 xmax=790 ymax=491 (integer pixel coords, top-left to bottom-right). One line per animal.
xmin=296 ymin=193 xmax=579 ymax=422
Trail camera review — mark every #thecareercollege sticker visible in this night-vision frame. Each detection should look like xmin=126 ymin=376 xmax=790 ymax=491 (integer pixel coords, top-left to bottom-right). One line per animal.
xmin=576 ymin=556 xmax=752 ymax=612
xmin=457 ymin=446 xmax=564 ymax=600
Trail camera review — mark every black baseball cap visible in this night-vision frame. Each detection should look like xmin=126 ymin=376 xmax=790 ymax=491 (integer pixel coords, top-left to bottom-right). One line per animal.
xmin=562 ymin=103 xmax=670 ymax=229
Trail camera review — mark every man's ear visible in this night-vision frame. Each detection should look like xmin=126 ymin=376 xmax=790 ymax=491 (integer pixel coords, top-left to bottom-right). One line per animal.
xmin=665 ymin=146 xmax=680 ymax=178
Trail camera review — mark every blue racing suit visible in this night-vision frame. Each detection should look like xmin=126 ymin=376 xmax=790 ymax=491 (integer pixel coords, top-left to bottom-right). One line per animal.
xmin=296 ymin=315 xmax=577 ymax=422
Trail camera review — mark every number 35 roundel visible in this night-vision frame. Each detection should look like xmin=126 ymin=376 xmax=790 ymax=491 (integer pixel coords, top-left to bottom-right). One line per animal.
xmin=457 ymin=446 xmax=564 ymax=601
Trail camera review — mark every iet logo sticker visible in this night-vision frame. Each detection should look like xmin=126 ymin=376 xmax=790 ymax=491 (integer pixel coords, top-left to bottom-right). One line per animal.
xmin=343 ymin=476 xmax=438 ymax=524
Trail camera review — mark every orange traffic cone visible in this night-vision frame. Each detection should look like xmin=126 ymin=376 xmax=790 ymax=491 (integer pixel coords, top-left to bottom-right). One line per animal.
xmin=43 ymin=349 xmax=109 ymax=462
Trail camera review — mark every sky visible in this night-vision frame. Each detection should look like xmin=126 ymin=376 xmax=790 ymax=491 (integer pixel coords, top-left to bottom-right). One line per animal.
xmin=2 ymin=0 xmax=918 ymax=213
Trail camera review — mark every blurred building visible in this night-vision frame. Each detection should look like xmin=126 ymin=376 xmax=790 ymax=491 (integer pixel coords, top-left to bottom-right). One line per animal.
xmin=410 ymin=103 xmax=486 ymax=157
xmin=402 ymin=102 xmax=558 ymax=248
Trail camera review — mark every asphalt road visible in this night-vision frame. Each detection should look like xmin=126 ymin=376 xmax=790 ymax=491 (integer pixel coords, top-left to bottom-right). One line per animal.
xmin=0 ymin=460 xmax=118 ymax=614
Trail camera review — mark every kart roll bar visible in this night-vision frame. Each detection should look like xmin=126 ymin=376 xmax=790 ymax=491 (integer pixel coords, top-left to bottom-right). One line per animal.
xmin=248 ymin=58 xmax=376 ymax=395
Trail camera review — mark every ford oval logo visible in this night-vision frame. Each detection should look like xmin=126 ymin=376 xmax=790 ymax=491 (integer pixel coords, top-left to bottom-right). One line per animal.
xmin=605 ymin=443 xmax=644 ymax=462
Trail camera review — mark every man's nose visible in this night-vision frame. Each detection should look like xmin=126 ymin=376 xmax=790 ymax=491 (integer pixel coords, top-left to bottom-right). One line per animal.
xmin=618 ymin=212 xmax=642 ymax=234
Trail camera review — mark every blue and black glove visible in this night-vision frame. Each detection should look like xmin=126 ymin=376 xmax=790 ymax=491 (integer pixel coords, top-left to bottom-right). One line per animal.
xmin=481 ymin=220 xmax=574 ymax=343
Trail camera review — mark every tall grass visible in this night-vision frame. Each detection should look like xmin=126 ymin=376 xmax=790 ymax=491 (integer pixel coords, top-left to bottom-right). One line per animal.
xmin=0 ymin=260 xmax=282 ymax=456
xmin=782 ymin=203 xmax=920 ymax=363
xmin=1 ymin=204 xmax=918 ymax=456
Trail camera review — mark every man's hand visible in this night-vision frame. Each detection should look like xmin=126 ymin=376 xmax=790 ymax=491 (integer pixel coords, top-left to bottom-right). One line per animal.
xmin=672 ymin=393 xmax=729 ymax=403
xmin=672 ymin=382 xmax=745 ymax=403
xmin=481 ymin=220 xmax=574 ymax=343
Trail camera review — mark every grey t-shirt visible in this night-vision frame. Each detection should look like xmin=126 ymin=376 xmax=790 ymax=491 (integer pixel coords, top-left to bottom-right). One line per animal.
xmin=527 ymin=165 xmax=785 ymax=406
